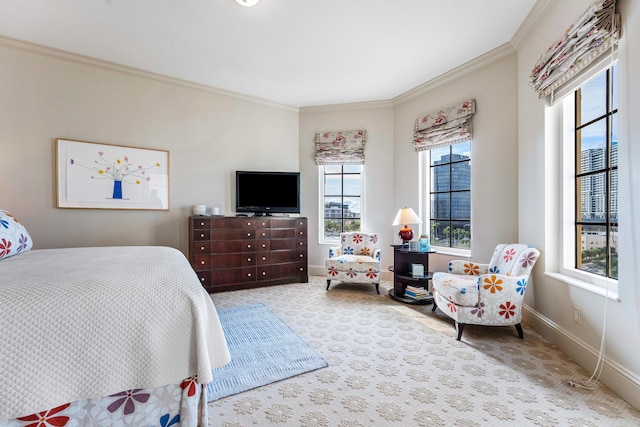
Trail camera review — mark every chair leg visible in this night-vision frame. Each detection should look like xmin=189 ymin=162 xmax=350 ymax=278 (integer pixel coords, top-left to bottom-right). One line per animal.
xmin=455 ymin=322 xmax=465 ymax=341
xmin=375 ymin=283 xmax=380 ymax=294
xmin=515 ymin=323 xmax=524 ymax=339
xmin=326 ymin=279 xmax=331 ymax=290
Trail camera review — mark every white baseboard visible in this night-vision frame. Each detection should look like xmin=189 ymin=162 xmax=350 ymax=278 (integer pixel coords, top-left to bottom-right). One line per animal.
xmin=523 ymin=305 xmax=640 ymax=411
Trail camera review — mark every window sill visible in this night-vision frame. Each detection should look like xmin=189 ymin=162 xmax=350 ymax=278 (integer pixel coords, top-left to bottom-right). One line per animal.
xmin=429 ymin=247 xmax=471 ymax=258
xmin=544 ymin=271 xmax=620 ymax=301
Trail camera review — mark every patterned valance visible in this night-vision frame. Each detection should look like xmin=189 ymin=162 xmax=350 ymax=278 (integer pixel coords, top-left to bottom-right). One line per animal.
xmin=529 ymin=0 xmax=620 ymax=99
xmin=314 ymin=130 xmax=367 ymax=165
xmin=412 ymin=99 xmax=476 ymax=151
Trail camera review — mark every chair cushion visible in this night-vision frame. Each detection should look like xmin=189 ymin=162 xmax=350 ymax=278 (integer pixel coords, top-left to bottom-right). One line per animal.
xmin=326 ymin=255 xmax=379 ymax=272
xmin=432 ymin=273 xmax=479 ymax=307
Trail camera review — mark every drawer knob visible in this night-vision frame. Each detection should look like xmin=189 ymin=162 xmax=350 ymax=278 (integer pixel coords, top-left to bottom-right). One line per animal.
xmin=200 ymin=246 xmax=205 ymax=251
xmin=262 ymin=244 xmax=266 ymax=248
xmin=262 ymin=271 xmax=266 ymax=276
xmin=200 ymin=233 xmax=205 ymax=238
xmin=262 ymin=233 xmax=266 ymax=237
xmin=247 ymin=233 xmax=251 ymax=237
xmin=201 ymin=261 xmax=205 ymax=265
xmin=299 ymin=267 xmax=304 ymax=271
xmin=300 ymin=254 xmax=303 ymax=258
xmin=247 ymin=244 xmax=251 ymax=249
xmin=262 ymin=257 xmax=266 ymax=261
xmin=247 ymin=273 xmax=252 ymax=277
xmin=200 ymin=277 xmax=205 ymax=282
xmin=299 ymin=231 xmax=303 ymax=235
xmin=248 ymin=258 xmax=252 ymax=262
xmin=247 ymin=222 xmax=251 ymax=226
xmin=200 ymin=222 xmax=205 ymax=226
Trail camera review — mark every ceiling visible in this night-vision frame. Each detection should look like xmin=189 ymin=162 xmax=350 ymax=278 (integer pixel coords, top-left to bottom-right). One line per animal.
xmin=0 ymin=0 xmax=538 ymax=107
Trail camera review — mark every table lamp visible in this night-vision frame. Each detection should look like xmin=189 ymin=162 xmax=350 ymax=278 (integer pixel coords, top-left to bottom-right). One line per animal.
xmin=392 ymin=207 xmax=422 ymax=245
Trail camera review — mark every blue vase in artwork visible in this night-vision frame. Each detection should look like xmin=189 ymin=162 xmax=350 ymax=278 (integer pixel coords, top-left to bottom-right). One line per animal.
xmin=112 ymin=180 xmax=123 ymax=199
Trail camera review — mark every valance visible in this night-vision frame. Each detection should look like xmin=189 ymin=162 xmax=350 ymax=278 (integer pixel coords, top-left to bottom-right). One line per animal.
xmin=314 ymin=130 xmax=367 ymax=165
xmin=412 ymin=99 xmax=476 ymax=151
xmin=529 ymin=0 xmax=620 ymax=99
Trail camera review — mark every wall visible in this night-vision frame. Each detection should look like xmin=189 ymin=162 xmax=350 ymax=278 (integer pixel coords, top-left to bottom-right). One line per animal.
xmin=0 ymin=38 xmax=300 ymax=256
xmin=392 ymin=51 xmax=520 ymax=271
xmin=298 ymin=102 xmax=395 ymax=271
xmin=516 ymin=0 xmax=640 ymax=409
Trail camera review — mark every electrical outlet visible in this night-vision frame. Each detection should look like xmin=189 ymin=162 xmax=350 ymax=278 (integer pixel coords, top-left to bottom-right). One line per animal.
xmin=573 ymin=307 xmax=581 ymax=324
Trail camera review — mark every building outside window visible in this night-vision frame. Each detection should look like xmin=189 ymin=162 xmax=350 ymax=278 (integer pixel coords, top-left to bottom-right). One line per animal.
xmin=429 ymin=141 xmax=471 ymax=249
xmin=321 ymin=165 xmax=362 ymax=241
xmin=574 ymin=64 xmax=618 ymax=279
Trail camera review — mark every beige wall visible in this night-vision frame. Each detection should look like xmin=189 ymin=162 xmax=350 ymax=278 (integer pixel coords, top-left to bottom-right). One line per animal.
xmin=392 ymin=52 xmax=520 ymax=271
xmin=0 ymin=39 xmax=299 ymax=256
xmin=299 ymin=102 xmax=395 ymax=270
xmin=517 ymin=0 xmax=640 ymax=409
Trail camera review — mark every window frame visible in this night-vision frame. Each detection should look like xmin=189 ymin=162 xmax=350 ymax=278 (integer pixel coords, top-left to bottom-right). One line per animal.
xmin=553 ymin=63 xmax=619 ymax=298
xmin=420 ymin=142 xmax=471 ymax=256
xmin=318 ymin=164 xmax=365 ymax=245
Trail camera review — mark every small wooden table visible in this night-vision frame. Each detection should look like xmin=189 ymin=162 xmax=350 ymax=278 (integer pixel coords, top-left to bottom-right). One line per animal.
xmin=388 ymin=245 xmax=435 ymax=305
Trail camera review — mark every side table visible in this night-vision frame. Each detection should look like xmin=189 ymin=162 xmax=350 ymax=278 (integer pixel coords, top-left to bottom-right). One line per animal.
xmin=388 ymin=245 xmax=435 ymax=305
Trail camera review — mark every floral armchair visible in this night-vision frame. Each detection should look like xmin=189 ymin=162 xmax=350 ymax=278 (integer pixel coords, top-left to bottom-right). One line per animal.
xmin=432 ymin=243 xmax=540 ymax=340
xmin=326 ymin=232 xmax=382 ymax=294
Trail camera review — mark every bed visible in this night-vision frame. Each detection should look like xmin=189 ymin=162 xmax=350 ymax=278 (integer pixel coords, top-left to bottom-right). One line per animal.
xmin=0 ymin=209 xmax=231 ymax=426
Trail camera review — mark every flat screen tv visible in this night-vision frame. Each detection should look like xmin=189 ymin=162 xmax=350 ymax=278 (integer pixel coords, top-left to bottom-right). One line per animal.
xmin=235 ymin=171 xmax=301 ymax=215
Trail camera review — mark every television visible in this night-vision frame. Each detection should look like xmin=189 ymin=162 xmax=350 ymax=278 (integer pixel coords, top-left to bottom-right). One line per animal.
xmin=235 ymin=171 xmax=301 ymax=215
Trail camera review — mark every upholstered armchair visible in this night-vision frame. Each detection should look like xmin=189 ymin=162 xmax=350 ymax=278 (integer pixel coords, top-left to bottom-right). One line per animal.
xmin=326 ymin=232 xmax=382 ymax=294
xmin=432 ymin=243 xmax=540 ymax=340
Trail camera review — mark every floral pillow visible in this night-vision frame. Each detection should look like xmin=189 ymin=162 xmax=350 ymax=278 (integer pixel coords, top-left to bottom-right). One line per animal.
xmin=0 ymin=209 xmax=33 ymax=260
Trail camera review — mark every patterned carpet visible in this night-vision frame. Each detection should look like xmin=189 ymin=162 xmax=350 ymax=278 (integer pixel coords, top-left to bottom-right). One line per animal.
xmin=207 ymin=276 xmax=640 ymax=426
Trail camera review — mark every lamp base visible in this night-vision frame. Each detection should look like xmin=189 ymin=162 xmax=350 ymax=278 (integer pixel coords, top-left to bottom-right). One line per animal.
xmin=398 ymin=226 xmax=413 ymax=244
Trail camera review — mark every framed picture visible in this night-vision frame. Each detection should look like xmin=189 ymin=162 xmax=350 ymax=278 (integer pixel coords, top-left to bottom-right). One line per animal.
xmin=56 ymin=138 xmax=169 ymax=210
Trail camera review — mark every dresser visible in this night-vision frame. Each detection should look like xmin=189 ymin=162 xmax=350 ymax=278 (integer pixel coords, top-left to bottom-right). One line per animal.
xmin=189 ymin=216 xmax=308 ymax=292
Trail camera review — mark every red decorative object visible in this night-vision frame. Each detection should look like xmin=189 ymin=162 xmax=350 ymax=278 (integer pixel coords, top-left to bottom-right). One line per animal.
xmin=398 ymin=226 xmax=414 ymax=244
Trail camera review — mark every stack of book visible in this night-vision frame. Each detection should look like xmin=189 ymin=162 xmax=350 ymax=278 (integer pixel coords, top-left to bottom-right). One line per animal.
xmin=404 ymin=285 xmax=430 ymax=300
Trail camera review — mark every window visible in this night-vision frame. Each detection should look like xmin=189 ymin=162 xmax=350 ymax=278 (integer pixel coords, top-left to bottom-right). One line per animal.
xmin=428 ymin=142 xmax=471 ymax=250
xmin=321 ymin=165 xmax=362 ymax=241
xmin=574 ymin=65 xmax=618 ymax=279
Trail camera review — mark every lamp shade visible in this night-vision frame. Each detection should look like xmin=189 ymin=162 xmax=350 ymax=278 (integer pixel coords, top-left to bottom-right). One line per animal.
xmin=392 ymin=207 xmax=422 ymax=244
xmin=392 ymin=207 xmax=422 ymax=226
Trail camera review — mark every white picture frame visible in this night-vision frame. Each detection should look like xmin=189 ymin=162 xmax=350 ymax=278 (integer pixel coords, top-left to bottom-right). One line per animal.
xmin=56 ymin=138 xmax=169 ymax=210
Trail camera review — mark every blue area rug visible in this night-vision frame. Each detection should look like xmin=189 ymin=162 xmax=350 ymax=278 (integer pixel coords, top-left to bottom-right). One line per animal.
xmin=206 ymin=303 xmax=328 ymax=401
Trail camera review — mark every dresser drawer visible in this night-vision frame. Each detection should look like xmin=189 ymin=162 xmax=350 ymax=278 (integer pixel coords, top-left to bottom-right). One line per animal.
xmin=193 ymin=218 xmax=210 ymax=229
xmin=211 ymin=253 xmax=256 ymax=268
xmin=211 ymin=267 xmax=257 ymax=285
xmin=211 ymin=229 xmax=255 ymax=240
xmin=270 ymin=239 xmax=295 ymax=251
xmin=212 ymin=218 xmax=257 ymax=230
xmin=192 ymin=241 xmax=210 ymax=255
xmin=210 ymin=241 xmax=257 ymax=253
xmin=195 ymin=270 xmax=210 ymax=288
xmin=270 ymin=228 xmax=295 ymax=239
xmin=269 ymin=250 xmax=299 ymax=264
xmin=193 ymin=255 xmax=210 ymax=269
xmin=193 ymin=230 xmax=210 ymax=241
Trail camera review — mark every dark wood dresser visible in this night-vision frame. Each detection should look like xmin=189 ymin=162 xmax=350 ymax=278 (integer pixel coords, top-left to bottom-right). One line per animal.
xmin=189 ymin=216 xmax=308 ymax=292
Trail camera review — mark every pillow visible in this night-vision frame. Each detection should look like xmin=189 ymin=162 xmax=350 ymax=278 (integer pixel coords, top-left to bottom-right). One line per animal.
xmin=0 ymin=209 xmax=33 ymax=260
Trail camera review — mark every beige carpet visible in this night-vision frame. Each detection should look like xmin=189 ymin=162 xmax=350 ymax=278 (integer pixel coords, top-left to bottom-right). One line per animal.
xmin=207 ymin=277 xmax=640 ymax=426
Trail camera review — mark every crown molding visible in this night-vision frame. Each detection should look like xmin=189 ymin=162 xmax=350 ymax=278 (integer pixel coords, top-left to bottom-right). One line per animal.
xmin=0 ymin=36 xmax=299 ymax=113
xmin=392 ymin=43 xmax=515 ymax=106
xmin=300 ymin=99 xmax=393 ymax=113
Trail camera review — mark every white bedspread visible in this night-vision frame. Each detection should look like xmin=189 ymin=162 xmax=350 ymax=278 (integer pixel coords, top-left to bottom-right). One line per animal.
xmin=0 ymin=246 xmax=230 ymax=420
